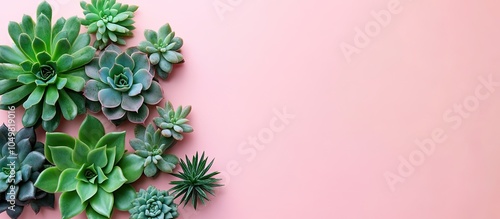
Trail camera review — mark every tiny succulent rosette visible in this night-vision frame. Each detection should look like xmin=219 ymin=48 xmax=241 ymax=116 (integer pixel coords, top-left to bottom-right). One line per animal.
xmin=138 ymin=23 xmax=184 ymax=79
xmin=170 ymin=152 xmax=222 ymax=209
xmin=153 ymin=101 xmax=193 ymax=141
xmin=84 ymin=44 xmax=163 ymax=125
xmin=34 ymin=115 xmax=145 ymax=219
xmin=129 ymin=186 xmax=179 ymax=219
xmin=0 ymin=125 xmax=54 ymax=219
xmin=80 ymin=0 xmax=138 ymax=50
xmin=130 ymin=124 xmax=178 ymax=177
xmin=0 ymin=1 xmax=96 ymax=131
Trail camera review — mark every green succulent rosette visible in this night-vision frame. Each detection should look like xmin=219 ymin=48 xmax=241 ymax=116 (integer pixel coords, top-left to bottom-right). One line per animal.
xmin=80 ymin=0 xmax=138 ymax=50
xmin=0 ymin=1 xmax=96 ymax=132
xmin=129 ymin=186 xmax=179 ymax=219
xmin=0 ymin=125 xmax=54 ymax=219
xmin=153 ymin=101 xmax=193 ymax=141
xmin=84 ymin=45 xmax=163 ymax=125
xmin=138 ymin=23 xmax=184 ymax=79
xmin=34 ymin=115 xmax=145 ymax=219
xmin=130 ymin=124 xmax=178 ymax=177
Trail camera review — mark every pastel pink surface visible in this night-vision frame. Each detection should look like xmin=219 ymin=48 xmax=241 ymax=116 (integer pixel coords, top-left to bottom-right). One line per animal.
xmin=2 ymin=0 xmax=500 ymax=219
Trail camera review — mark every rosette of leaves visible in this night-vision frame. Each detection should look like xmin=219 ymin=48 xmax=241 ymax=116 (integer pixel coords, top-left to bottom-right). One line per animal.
xmin=80 ymin=0 xmax=138 ymax=50
xmin=0 ymin=1 xmax=96 ymax=132
xmin=138 ymin=23 xmax=184 ymax=79
xmin=169 ymin=152 xmax=222 ymax=209
xmin=130 ymin=124 xmax=178 ymax=177
xmin=84 ymin=44 xmax=163 ymax=125
xmin=153 ymin=101 xmax=193 ymax=141
xmin=34 ymin=115 xmax=145 ymax=219
xmin=129 ymin=186 xmax=179 ymax=219
xmin=0 ymin=125 xmax=54 ymax=219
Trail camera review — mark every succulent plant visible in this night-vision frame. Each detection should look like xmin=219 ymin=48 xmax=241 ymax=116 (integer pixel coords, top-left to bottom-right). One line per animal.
xmin=153 ymin=102 xmax=192 ymax=141
xmin=34 ymin=115 xmax=144 ymax=219
xmin=130 ymin=124 xmax=178 ymax=177
xmin=129 ymin=186 xmax=179 ymax=219
xmin=84 ymin=44 xmax=163 ymax=125
xmin=80 ymin=0 xmax=138 ymax=50
xmin=138 ymin=24 xmax=184 ymax=79
xmin=0 ymin=1 xmax=96 ymax=131
xmin=169 ymin=152 xmax=222 ymax=209
xmin=0 ymin=125 xmax=54 ymax=219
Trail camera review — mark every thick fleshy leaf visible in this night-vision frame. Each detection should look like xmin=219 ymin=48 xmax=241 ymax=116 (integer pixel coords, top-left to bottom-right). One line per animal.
xmin=45 ymin=85 xmax=59 ymax=105
xmin=99 ymin=50 xmax=118 ymax=69
xmin=115 ymin=52 xmax=134 ymax=69
xmin=131 ymin=52 xmax=149 ymax=72
xmin=103 ymin=147 xmax=116 ymax=174
xmin=157 ymin=154 xmax=178 ymax=173
xmin=127 ymin=104 xmax=149 ymax=124
xmin=84 ymin=80 xmax=107 ymax=102
xmin=98 ymin=88 xmax=121 ymax=108
xmin=42 ymin=101 xmax=56 ymax=120
xmin=36 ymin=1 xmax=52 ymax=22
xmin=56 ymin=77 xmax=68 ymax=90
xmin=21 ymin=151 xmax=45 ymax=171
xmin=100 ymin=167 xmax=127 ymax=193
xmin=142 ymin=81 xmax=163 ymax=105
xmin=86 ymin=206 xmax=108 ymax=219
xmin=22 ymin=102 xmax=42 ymax=127
xmin=66 ymin=90 xmax=86 ymax=115
xmin=53 ymin=38 xmax=71 ymax=61
xmin=33 ymin=37 xmax=47 ymax=54
xmin=85 ymin=58 xmax=100 ymax=79
xmin=129 ymin=138 xmax=146 ymax=151
xmin=87 ymin=146 xmax=107 ymax=167
xmin=0 ymin=45 xmax=24 ymax=64
xmin=72 ymin=139 xmax=90 ymax=165
xmin=57 ymin=168 xmax=79 ymax=192
xmin=69 ymin=33 xmax=91 ymax=53
xmin=35 ymin=14 xmax=52 ymax=51
xmin=51 ymin=17 xmax=65 ymax=40
xmin=45 ymin=132 xmax=75 ymax=163
xmin=0 ymin=83 xmax=36 ymax=105
xmin=18 ymin=33 xmax=36 ymax=61
xmin=60 ymin=191 xmax=87 ymax=219
xmin=36 ymin=51 xmax=51 ymax=64
xmin=70 ymin=46 xmax=96 ymax=69
xmin=89 ymin=187 xmax=113 ymax=218
xmin=113 ymin=184 xmax=135 ymax=210
xmin=159 ymin=58 xmax=173 ymax=73
xmin=18 ymin=181 xmax=36 ymax=201
xmin=62 ymin=17 xmax=81 ymax=44
xmin=0 ymin=63 xmax=27 ymax=79
xmin=170 ymin=37 xmax=183 ymax=51
xmin=21 ymin=14 xmax=35 ymax=38
xmin=56 ymin=54 xmax=74 ymax=73
xmin=121 ymin=93 xmax=143 ymax=112
xmin=76 ymin=181 xmax=98 ymax=203
xmin=118 ymin=153 xmax=144 ymax=183
xmin=144 ymin=162 xmax=158 ymax=177
xmin=59 ymin=75 xmax=85 ymax=92
xmin=23 ymin=86 xmax=45 ymax=109
xmin=42 ymin=111 xmax=61 ymax=132
xmin=79 ymin=115 xmax=105 ymax=147
xmin=0 ymin=79 xmax=20 ymax=96
xmin=58 ymin=89 xmax=78 ymax=120
xmin=95 ymin=131 xmax=125 ymax=160
xmin=132 ymin=69 xmax=152 ymax=90
xmin=158 ymin=24 xmax=172 ymax=39
xmin=163 ymin=51 xmax=183 ymax=63
xmin=128 ymin=83 xmax=142 ymax=96
xmin=102 ymin=106 xmax=126 ymax=120
xmin=34 ymin=167 xmax=61 ymax=193
xmin=144 ymin=29 xmax=158 ymax=44
xmin=134 ymin=124 xmax=146 ymax=140
xmin=50 ymin=146 xmax=78 ymax=170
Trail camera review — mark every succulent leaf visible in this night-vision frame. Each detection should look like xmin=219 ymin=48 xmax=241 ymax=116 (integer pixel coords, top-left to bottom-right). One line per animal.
xmin=129 ymin=186 xmax=179 ymax=219
xmin=154 ymin=101 xmax=193 ymax=141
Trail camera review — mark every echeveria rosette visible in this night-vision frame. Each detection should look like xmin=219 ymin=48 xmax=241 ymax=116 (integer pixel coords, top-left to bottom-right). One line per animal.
xmin=169 ymin=152 xmax=222 ymax=209
xmin=0 ymin=1 xmax=96 ymax=132
xmin=129 ymin=186 xmax=179 ymax=219
xmin=130 ymin=124 xmax=178 ymax=177
xmin=80 ymin=0 xmax=138 ymax=50
xmin=138 ymin=23 xmax=184 ymax=79
xmin=34 ymin=115 xmax=144 ymax=219
xmin=0 ymin=125 xmax=55 ymax=219
xmin=84 ymin=45 xmax=163 ymax=125
xmin=153 ymin=101 xmax=193 ymax=141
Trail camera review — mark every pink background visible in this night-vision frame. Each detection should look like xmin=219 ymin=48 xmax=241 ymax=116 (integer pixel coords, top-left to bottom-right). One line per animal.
xmin=2 ymin=0 xmax=500 ymax=218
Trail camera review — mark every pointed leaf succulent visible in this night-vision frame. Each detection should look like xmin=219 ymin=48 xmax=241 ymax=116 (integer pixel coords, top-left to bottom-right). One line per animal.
xmin=129 ymin=186 xmax=179 ymax=219
xmin=153 ymin=101 xmax=193 ymax=141
xmin=0 ymin=1 xmax=96 ymax=131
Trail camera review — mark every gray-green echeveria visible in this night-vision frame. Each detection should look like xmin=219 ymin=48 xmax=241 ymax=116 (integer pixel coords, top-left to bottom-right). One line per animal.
xmin=138 ymin=23 xmax=183 ymax=79
xmin=80 ymin=0 xmax=138 ymax=50
xmin=84 ymin=45 xmax=164 ymax=125
xmin=153 ymin=101 xmax=193 ymax=141
xmin=129 ymin=186 xmax=179 ymax=219
xmin=34 ymin=115 xmax=144 ymax=219
xmin=0 ymin=1 xmax=96 ymax=132
xmin=0 ymin=125 xmax=54 ymax=219
xmin=130 ymin=124 xmax=178 ymax=177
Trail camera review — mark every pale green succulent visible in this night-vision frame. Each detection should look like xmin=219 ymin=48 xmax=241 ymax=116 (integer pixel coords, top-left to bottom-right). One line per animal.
xmin=138 ymin=24 xmax=183 ymax=79
xmin=129 ymin=186 xmax=179 ymax=219
xmin=80 ymin=0 xmax=138 ymax=50
xmin=84 ymin=45 xmax=163 ymax=125
xmin=153 ymin=101 xmax=193 ymax=141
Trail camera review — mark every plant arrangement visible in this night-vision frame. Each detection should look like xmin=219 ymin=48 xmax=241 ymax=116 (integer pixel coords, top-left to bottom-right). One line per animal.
xmin=154 ymin=101 xmax=193 ymax=141
xmin=129 ymin=186 xmax=179 ymax=219
xmin=0 ymin=125 xmax=54 ymax=219
xmin=0 ymin=1 xmax=96 ymax=131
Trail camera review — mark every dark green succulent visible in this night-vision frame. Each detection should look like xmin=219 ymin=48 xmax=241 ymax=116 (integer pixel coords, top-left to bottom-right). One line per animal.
xmin=80 ymin=0 xmax=138 ymax=50
xmin=0 ymin=1 xmax=96 ymax=131
xmin=138 ymin=23 xmax=184 ymax=79
xmin=0 ymin=125 xmax=54 ymax=219
xmin=153 ymin=101 xmax=193 ymax=141
xmin=84 ymin=45 xmax=163 ymax=125
xmin=34 ymin=115 xmax=144 ymax=219
xmin=129 ymin=186 xmax=179 ymax=219
xmin=169 ymin=152 xmax=222 ymax=209
xmin=130 ymin=124 xmax=178 ymax=177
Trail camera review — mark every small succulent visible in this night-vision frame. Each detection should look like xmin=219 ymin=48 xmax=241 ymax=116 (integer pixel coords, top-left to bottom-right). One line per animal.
xmin=138 ymin=23 xmax=184 ymax=79
xmin=0 ymin=1 xmax=96 ymax=131
xmin=129 ymin=186 xmax=179 ymax=219
xmin=153 ymin=101 xmax=193 ymax=141
xmin=130 ymin=124 xmax=178 ymax=177
xmin=34 ymin=115 xmax=144 ymax=219
xmin=80 ymin=0 xmax=138 ymax=50
xmin=0 ymin=125 xmax=54 ymax=219
xmin=169 ymin=152 xmax=222 ymax=209
xmin=84 ymin=44 xmax=163 ymax=125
